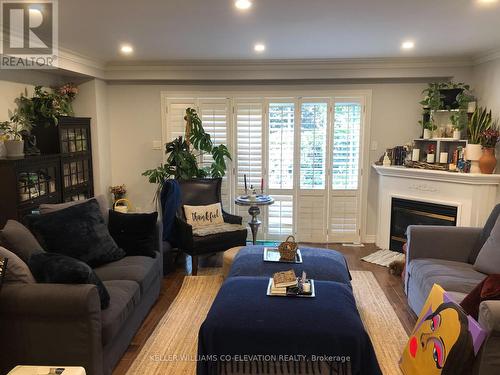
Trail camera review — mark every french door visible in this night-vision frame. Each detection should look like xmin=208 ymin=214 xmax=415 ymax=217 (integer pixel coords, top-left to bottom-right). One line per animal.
xmin=164 ymin=93 xmax=365 ymax=244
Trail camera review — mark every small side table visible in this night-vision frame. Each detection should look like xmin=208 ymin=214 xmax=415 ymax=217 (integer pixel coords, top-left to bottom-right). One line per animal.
xmin=235 ymin=195 xmax=274 ymax=245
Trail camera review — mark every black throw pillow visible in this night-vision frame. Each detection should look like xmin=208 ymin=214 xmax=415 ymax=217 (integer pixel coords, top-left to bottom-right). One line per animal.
xmin=108 ymin=210 xmax=158 ymax=258
xmin=28 ymin=253 xmax=110 ymax=309
xmin=26 ymin=199 xmax=125 ymax=267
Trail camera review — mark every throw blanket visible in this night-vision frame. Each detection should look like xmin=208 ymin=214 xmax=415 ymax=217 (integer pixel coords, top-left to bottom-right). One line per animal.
xmin=160 ymin=179 xmax=181 ymax=244
xmin=460 ymin=274 xmax=500 ymax=320
xmin=227 ymin=246 xmax=352 ymax=285
xmin=198 ymin=277 xmax=381 ymax=375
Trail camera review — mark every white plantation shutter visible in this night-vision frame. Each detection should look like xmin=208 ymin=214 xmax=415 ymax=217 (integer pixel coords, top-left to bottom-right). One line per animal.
xmin=267 ymin=195 xmax=293 ymax=238
xmin=329 ymin=194 xmax=358 ymax=242
xmin=332 ymin=102 xmax=361 ymax=190
xmin=300 ymin=102 xmax=328 ymax=189
xmin=198 ymin=99 xmax=231 ymax=209
xmin=166 ymin=99 xmax=196 ymax=141
xmin=235 ymin=101 xmax=263 ymax=191
xmin=268 ymin=102 xmax=295 ymax=190
xmin=297 ymin=195 xmax=327 ymax=242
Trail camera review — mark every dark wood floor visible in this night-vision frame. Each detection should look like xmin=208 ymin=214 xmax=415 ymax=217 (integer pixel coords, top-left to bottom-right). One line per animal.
xmin=113 ymin=243 xmax=417 ymax=375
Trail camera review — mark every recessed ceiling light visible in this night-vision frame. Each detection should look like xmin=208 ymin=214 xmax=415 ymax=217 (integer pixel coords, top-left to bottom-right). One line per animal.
xmin=235 ymin=0 xmax=252 ymax=10
xmin=254 ymin=43 xmax=266 ymax=52
xmin=401 ymin=41 xmax=415 ymax=50
xmin=120 ymin=44 xmax=133 ymax=55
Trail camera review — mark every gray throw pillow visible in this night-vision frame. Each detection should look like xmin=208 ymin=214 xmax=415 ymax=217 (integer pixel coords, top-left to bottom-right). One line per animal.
xmin=0 ymin=246 xmax=36 ymax=283
xmin=0 ymin=220 xmax=45 ymax=263
xmin=39 ymin=195 xmax=110 ymax=223
xmin=474 ymin=215 xmax=500 ymax=275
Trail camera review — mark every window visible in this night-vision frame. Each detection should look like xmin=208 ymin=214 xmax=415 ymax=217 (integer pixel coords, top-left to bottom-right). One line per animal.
xmin=235 ymin=101 xmax=263 ymax=191
xmin=268 ymin=103 xmax=295 ymax=190
xmin=332 ymin=102 xmax=361 ymax=190
xmin=300 ymin=102 xmax=328 ymax=189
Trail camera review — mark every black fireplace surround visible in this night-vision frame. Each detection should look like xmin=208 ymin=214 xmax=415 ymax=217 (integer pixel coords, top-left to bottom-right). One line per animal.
xmin=390 ymin=198 xmax=458 ymax=252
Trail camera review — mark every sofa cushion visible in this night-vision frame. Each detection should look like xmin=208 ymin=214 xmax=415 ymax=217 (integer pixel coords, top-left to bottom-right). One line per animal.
xmin=27 ymin=199 xmax=126 ymax=267
xmin=28 ymin=253 xmax=110 ymax=309
xmin=39 ymin=194 xmax=110 ymax=223
xmin=108 ymin=210 xmax=158 ymax=258
xmin=0 ymin=220 xmax=44 ymax=263
xmin=474 ymin=215 xmax=500 ymax=275
xmin=101 ymin=280 xmax=140 ymax=346
xmin=408 ymin=258 xmax=486 ymax=297
xmin=470 ymin=204 xmax=500 ymax=263
xmin=0 ymin=246 xmax=36 ymax=283
xmin=93 ymin=256 xmax=158 ymax=295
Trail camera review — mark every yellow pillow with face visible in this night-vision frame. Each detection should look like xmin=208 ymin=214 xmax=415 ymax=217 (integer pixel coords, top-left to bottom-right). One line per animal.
xmin=400 ymin=284 xmax=486 ymax=375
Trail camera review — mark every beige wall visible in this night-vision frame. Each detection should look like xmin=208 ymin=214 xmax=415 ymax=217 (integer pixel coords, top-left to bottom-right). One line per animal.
xmin=106 ymin=80 xmax=465 ymax=238
xmin=474 ymin=56 xmax=500 ymax=202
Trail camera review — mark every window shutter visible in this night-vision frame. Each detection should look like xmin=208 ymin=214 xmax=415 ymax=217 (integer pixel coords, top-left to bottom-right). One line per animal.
xmin=268 ymin=102 xmax=295 ymax=190
xmin=198 ymin=99 xmax=231 ymax=209
xmin=300 ymin=102 xmax=328 ymax=189
xmin=267 ymin=194 xmax=293 ymax=238
xmin=166 ymin=99 xmax=196 ymax=141
xmin=329 ymin=195 xmax=358 ymax=241
xmin=332 ymin=102 xmax=362 ymax=190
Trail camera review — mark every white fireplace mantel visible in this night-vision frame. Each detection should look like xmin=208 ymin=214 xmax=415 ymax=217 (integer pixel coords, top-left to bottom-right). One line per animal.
xmin=373 ymin=165 xmax=500 ymax=250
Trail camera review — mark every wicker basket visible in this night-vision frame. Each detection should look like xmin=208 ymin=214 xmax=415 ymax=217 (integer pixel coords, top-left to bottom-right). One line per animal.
xmin=278 ymin=235 xmax=298 ymax=261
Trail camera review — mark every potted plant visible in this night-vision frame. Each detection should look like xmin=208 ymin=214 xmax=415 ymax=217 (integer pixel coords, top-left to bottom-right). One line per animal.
xmin=467 ymin=107 xmax=495 ymax=173
xmin=143 ymin=108 xmax=232 ymax=203
xmin=450 ymin=112 xmax=464 ymax=140
xmin=0 ymin=120 xmax=26 ymax=158
xmin=479 ymin=128 xmax=499 ymax=174
xmin=12 ymin=84 xmax=78 ymax=154
xmin=419 ymin=119 xmax=436 ymax=139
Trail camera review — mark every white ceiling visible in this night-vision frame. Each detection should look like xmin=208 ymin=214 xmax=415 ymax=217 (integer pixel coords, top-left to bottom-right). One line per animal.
xmin=59 ymin=0 xmax=500 ymax=63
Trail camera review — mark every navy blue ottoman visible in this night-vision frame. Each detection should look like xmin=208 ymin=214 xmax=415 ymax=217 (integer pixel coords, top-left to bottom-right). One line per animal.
xmin=227 ymin=245 xmax=351 ymax=285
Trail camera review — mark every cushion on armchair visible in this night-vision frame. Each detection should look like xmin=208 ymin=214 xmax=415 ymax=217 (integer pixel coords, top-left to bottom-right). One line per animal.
xmin=183 ymin=203 xmax=224 ymax=228
xmin=474 ymin=215 xmax=500 ymax=275
xmin=193 ymin=223 xmax=247 ymax=237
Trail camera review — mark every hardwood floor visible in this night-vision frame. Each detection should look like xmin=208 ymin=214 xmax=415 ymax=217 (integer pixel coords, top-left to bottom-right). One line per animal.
xmin=113 ymin=243 xmax=417 ymax=375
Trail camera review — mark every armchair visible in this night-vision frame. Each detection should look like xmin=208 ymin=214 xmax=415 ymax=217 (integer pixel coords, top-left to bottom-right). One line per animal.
xmin=175 ymin=178 xmax=247 ymax=275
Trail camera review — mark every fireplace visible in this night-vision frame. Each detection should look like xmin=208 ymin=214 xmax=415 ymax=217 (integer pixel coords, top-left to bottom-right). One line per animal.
xmin=390 ymin=198 xmax=458 ymax=252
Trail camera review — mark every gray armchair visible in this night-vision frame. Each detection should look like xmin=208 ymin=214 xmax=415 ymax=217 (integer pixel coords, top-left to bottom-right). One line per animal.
xmin=405 ymin=204 xmax=500 ymax=375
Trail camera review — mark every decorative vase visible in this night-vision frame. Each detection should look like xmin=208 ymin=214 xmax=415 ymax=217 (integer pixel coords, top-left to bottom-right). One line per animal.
xmin=423 ymin=129 xmax=431 ymax=140
xmin=479 ymin=148 xmax=497 ymax=174
xmin=466 ymin=144 xmax=482 ymax=173
xmin=4 ymin=139 xmax=24 ymax=158
xmin=452 ymin=129 xmax=461 ymax=140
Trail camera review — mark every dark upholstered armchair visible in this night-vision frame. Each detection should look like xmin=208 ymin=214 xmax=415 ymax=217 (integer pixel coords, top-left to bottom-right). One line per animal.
xmin=175 ymin=178 xmax=247 ymax=275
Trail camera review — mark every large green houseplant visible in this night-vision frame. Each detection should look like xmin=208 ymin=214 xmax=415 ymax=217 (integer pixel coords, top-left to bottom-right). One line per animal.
xmin=143 ymin=108 xmax=232 ymax=197
xmin=467 ymin=107 xmax=496 ymax=173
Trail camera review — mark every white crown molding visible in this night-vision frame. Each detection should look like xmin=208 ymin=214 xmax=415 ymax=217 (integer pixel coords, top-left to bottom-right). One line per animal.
xmin=102 ymin=56 xmax=474 ymax=81
xmin=57 ymin=47 xmax=106 ymax=79
xmin=473 ymin=48 xmax=500 ymax=65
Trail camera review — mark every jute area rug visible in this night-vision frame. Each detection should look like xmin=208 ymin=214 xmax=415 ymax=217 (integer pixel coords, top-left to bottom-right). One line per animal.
xmin=126 ymin=270 xmax=408 ymax=375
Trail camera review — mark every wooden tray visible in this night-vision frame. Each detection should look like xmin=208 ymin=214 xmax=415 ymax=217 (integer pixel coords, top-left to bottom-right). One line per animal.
xmin=263 ymin=247 xmax=303 ymax=263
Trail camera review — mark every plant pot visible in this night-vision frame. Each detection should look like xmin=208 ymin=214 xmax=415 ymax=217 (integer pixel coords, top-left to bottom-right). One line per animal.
xmin=4 ymin=139 xmax=24 ymax=158
xmin=479 ymin=148 xmax=497 ymax=174
xmin=466 ymin=143 xmax=482 ymax=173
xmin=452 ymin=129 xmax=461 ymax=140
xmin=423 ymin=129 xmax=432 ymax=139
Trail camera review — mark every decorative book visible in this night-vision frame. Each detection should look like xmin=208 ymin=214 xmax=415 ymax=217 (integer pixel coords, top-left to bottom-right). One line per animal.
xmin=273 ymin=269 xmax=298 ymax=288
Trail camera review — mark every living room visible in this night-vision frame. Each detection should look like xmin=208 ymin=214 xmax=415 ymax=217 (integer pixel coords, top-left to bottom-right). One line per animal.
xmin=1 ymin=0 xmax=500 ymax=374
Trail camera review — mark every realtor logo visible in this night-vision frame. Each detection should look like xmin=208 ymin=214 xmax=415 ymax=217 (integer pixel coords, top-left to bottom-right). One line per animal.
xmin=0 ymin=0 xmax=58 ymax=69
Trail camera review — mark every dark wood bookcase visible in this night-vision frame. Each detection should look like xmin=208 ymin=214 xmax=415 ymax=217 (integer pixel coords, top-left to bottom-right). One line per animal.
xmin=0 ymin=117 xmax=94 ymax=226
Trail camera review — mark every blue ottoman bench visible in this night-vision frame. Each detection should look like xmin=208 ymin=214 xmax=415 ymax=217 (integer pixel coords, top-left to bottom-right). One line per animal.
xmin=227 ymin=245 xmax=351 ymax=285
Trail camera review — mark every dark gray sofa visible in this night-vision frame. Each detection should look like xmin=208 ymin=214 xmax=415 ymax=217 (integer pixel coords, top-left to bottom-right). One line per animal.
xmin=405 ymin=204 xmax=500 ymax=375
xmin=0 ymin=224 xmax=163 ymax=375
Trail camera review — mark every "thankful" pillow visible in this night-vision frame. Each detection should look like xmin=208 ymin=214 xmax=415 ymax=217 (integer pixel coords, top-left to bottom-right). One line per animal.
xmin=184 ymin=203 xmax=224 ymax=228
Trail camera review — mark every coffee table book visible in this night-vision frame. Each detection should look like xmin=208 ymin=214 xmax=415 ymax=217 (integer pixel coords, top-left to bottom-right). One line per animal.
xmin=263 ymin=247 xmax=303 ymax=263
xmin=267 ymin=278 xmax=316 ymax=298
